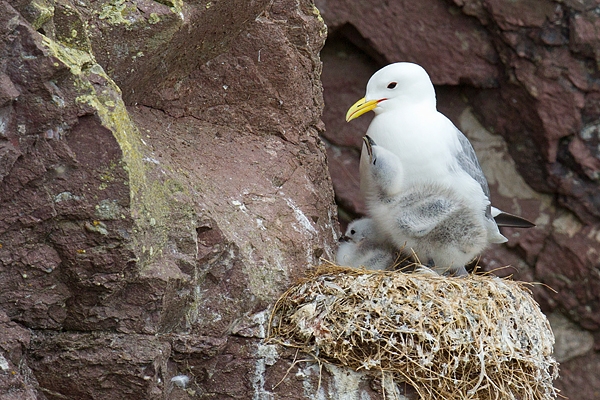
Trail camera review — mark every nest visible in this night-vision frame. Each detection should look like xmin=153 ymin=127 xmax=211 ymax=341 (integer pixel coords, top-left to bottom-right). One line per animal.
xmin=268 ymin=265 xmax=558 ymax=400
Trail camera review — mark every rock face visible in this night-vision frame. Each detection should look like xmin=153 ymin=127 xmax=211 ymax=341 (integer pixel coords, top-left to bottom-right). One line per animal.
xmin=0 ymin=0 xmax=397 ymax=398
xmin=317 ymin=0 xmax=600 ymax=398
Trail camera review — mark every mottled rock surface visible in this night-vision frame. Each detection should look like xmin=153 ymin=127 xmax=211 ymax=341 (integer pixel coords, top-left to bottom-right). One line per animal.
xmin=317 ymin=0 xmax=600 ymax=397
xmin=0 ymin=310 xmax=38 ymax=400
xmin=5 ymin=0 xmax=600 ymax=397
xmin=0 ymin=0 xmax=399 ymax=398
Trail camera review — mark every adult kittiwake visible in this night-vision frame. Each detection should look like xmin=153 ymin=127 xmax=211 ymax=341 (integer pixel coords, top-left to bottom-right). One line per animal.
xmin=336 ymin=218 xmax=397 ymax=270
xmin=347 ymin=62 xmax=534 ymax=276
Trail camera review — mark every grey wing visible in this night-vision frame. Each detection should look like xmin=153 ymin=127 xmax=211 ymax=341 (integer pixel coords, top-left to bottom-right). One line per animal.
xmin=393 ymin=195 xmax=457 ymax=237
xmin=454 ymin=128 xmax=493 ymax=219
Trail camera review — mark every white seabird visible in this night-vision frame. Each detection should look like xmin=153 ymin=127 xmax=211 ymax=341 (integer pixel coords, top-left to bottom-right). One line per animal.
xmin=336 ymin=218 xmax=397 ymax=270
xmin=346 ymin=62 xmax=534 ymax=276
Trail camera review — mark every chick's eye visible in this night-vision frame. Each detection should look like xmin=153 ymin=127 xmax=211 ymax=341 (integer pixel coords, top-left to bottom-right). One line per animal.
xmin=350 ymin=229 xmax=356 ymax=235
xmin=387 ymin=82 xmax=397 ymax=89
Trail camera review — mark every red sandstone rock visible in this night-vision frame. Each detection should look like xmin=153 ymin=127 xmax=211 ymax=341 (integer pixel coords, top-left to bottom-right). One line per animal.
xmin=486 ymin=0 xmax=558 ymax=29
xmin=4 ymin=0 xmax=600 ymax=397
xmin=555 ymin=352 xmax=600 ymax=399
xmin=571 ymin=10 xmax=600 ymax=63
xmin=316 ymin=0 xmax=499 ymax=87
xmin=0 ymin=310 xmax=39 ymax=399
xmin=0 ymin=0 xmax=375 ymax=398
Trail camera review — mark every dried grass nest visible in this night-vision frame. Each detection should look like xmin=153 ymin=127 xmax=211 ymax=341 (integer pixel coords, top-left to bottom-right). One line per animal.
xmin=268 ymin=264 xmax=558 ymax=400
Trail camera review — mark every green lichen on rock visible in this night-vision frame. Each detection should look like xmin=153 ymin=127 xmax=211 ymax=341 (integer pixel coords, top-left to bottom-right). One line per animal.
xmin=95 ymin=199 xmax=125 ymax=220
xmin=154 ymin=0 xmax=184 ymax=13
xmin=41 ymin=35 xmax=95 ymax=75
xmin=148 ymin=13 xmax=161 ymax=24
xmin=312 ymin=5 xmax=327 ymax=37
xmin=98 ymin=0 xmax=135 ymax=26
xmin=40 ymin=35 xmax=195 ymax=271
xmin=97 ymin=0 xmax=183 ymax=28
xmin=30 ymin=0 xmax=55 ymax=30
xmin=98 ymin=160 xmax=120 ymax=190
xmin=53 ymin=1 xmax=93 ymax=52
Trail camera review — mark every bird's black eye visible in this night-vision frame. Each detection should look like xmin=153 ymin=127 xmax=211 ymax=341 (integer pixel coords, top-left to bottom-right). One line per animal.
xmin=387 ymin=82 xmax=397 ymax=89
xmin=350 ymin=229 xmax=356 ymax=235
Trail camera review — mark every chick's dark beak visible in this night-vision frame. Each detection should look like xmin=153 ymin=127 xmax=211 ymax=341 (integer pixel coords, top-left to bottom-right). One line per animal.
xmin=338 ymin=235 xmax=350 ymax=243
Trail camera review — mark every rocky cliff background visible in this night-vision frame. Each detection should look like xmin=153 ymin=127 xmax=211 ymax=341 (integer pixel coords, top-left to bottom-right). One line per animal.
xmin=0 ymin=0 xmax=599 ymax=399
xmin=318 ymin=0 xmax=600 ymax=398
xmin=1 ymin=0 xmax=345 ymax=398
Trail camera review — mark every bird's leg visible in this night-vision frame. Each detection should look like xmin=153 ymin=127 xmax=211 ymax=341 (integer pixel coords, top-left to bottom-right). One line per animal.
xmin=426 ymin=259 xmax=468 ymax=277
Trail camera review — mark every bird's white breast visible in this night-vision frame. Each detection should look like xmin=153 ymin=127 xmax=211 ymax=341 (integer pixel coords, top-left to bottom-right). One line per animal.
xmin=365 ymin=108 xmax=458 ymax=187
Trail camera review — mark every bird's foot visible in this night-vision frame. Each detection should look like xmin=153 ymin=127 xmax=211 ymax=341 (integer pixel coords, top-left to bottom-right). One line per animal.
xmin=424 ymin=259 xmax=469 ymax=277
xmin=362 ymin=135 xmax=376 ymax=163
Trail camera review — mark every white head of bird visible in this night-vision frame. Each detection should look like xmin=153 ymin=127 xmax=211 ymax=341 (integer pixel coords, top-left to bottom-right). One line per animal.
xmin=346 ymin=62 xmax=437 ymax=122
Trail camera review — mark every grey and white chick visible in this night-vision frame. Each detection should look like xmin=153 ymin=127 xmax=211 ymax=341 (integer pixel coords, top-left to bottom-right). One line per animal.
xmin=360 ymin=135 xmax=533 ymax=276
xmin=347 ymin=63 xmax=534 ymax=276
xmin=336 ymin=218 xmax=396 ymax=271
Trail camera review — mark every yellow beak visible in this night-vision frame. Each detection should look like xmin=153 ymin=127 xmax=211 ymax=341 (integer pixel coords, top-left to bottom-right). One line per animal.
xmin=346 ymin=98 xmax=380 ymax=122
